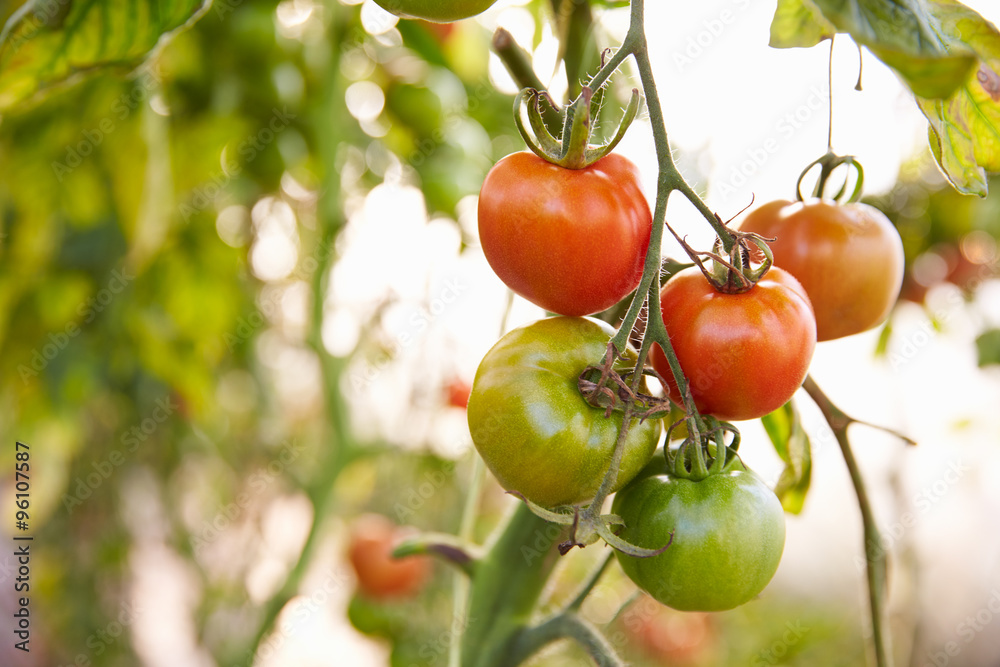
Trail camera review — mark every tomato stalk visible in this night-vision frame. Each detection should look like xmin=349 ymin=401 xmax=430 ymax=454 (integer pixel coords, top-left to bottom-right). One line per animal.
xmin=802 ymin=374 xmax=915 ymax=667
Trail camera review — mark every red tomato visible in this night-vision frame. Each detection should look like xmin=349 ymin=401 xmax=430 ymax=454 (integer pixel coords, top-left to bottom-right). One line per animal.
xmin=737 ymin=199 xmax=904 ymax=341
xmin=650 ymin=267 xmax=816 ymax=421
xmin=347 ymin=514 xmax=430 ymax=599
xmin=478 ymin=152 xmax=652 ymax=316
xmin=445 ymin=377 xmax=471 ymax=409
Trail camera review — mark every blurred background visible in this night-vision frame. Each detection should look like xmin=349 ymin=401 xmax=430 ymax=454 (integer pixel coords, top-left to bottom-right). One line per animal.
xmin=2 ymin=0 xmax=1000 ymax=665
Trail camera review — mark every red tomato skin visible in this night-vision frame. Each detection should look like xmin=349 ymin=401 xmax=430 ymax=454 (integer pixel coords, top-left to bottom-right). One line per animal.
xmin=478 ymin=152 xmax=652 ymax=316
xmin=650 ymin=267 xmax=816 ymax=421
xmin=738 ymin=199 xmax=904 ymax=341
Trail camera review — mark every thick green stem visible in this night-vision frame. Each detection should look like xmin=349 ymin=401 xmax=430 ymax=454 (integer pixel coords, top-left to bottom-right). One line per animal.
xmin=460 ymin=503 xmax=565 ymax=667
xmin=506 ymin=613 xmax=624 ymax=667
xmin=802 ymin=375 xmax=891 ymax=667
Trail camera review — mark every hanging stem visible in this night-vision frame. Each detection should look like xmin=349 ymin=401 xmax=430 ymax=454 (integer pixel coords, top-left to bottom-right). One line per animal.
xmin=802 ymin=374 xmax=893 ymax=667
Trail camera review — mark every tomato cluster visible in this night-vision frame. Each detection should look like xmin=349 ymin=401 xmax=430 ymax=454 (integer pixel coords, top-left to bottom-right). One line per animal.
xmin=469 ymin=129 xmax=906 ymax=613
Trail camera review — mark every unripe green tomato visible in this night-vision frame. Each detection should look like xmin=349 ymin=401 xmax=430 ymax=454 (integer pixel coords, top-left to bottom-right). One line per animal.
xmin=467 ymin=317 xmax=660 ymax=508
xmin=374 ymin=0 xmax=498 ymax=23
xmin=612 ymin=470 xmax=785 ymax=612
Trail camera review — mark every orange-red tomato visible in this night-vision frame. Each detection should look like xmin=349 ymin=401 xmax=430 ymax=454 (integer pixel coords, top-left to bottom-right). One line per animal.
xmin=347 ymin=514 xmax=430 ymax=599
xmin=445 ymin=377 xmax=471 ymax=409
xmin=478 ymin=152 xmax=652 ymax=317
xmin=737 ymin=199 xmax=904 ymax=341
xmin=650 ymin=267 xmax=816 ymax=421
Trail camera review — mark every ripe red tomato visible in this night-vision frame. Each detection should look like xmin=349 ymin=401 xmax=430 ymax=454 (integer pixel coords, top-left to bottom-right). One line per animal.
xmin=737 ymin=199 xmax=904 ymax=341
xmin=478 ymin=152 xmax=652 ymax=317
xmin=650 ymin=267 xmax=815 ymax=421
xmin=347 ymin=514 xmax=430 ymax=599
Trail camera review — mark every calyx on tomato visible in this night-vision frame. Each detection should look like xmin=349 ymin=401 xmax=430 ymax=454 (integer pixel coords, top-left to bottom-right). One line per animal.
xmin=737 ymin=151 xmax=904 ymax=341
xmin=612 ymin=465 xmax=786 ymax=612
xmin=466 ymin=317 xmax=660 ymax=508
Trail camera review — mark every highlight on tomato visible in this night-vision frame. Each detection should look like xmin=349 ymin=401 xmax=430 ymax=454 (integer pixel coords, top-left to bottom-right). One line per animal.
xmin=477 ymin=151 xmax=652 ymax=317
xmin=650 ymin=266 xmax=816 ymax=422
xmin=466 ymin=316 xmax=660 ymax=508
xmin=737 ymin=198 xmax=904 ymax=341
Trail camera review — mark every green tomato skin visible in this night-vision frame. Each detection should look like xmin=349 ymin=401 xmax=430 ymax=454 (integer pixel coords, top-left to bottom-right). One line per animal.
xmin=374 ymin=0 xmax=498 ymax=22
xmin=612 ymin=470 xmax=785 ymax=612
xmin=467 ymin=317 xmax=660 ymax=508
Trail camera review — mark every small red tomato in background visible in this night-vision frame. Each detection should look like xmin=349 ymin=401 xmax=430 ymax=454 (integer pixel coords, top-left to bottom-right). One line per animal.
xmin=621 ymin=596 xmax=715 ymax=665
xmin=737 ymin=199 xmax=904 ymax=341
xmin=651 ymin=267 xmax=816 ymax=421
xmin=445 ymin=377 xmax=471 ymax=409
xmin=347 ymin=514 xmax=430 ymax=600
xmin=478 ymin=151 xmax=652 ymax=317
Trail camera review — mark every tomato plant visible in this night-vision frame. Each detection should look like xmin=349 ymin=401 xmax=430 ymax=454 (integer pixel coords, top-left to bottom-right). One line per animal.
xmin=612 ymin=469 xmax=786 ymax=612
xmin=373 ymin=0 xmax=499 ymax=23
xmin=650 ymin=266 xmax=816 ymax=421
xmin=477 ymin=151 xmax=652 ymax=317
xmin=466 ymin=316 xmax=660 ymax=507
xmin=737 ymin=198 xmax=905 ymax=341
xmin=347 ymin=514 xmax=431 ymax=600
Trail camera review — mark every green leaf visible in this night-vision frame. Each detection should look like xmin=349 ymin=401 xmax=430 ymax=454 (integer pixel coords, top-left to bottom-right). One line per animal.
xmin=769 ymin=0 xmax=836 ymax=49
xmin=806 ymin=0 xmax=978 ymax=99
xmin=761 ymin=401 xmax=812 ymax=515
xmin=916 ymin=2 xmax=1000 ymax=196
xmin=975 ymin=328 xmax=1000 ymax=367
xmin=0 ymin=0 xmax=211 ymax=111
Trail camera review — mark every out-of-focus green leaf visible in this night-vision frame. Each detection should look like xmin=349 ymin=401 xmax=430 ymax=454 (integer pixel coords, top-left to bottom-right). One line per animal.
xmin=976 ymin=328 xmax=1000 ymax=366
xmin=916 ymin=2 xmax=1000 ymax=196
xmin=0 ymin=0 xmax=211 ymax=111
xmin=769 ymin=0 xmax=1000 ymax=195
xmin=808 ymin=0 xmax=977 ymax=99
xmin=769 ymin=0 xmax=836 ymax=49
xmin=761 ymin=401 xmax=812 ymax=515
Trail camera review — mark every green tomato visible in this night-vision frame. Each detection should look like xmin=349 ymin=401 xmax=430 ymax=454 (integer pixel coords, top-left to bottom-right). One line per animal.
xmin=612 ymin=470 xmax=785 ymax=611
xmin=467 ymin=317 xmax=660 ymax=508
xmin=374 ymin=0 xmax=498 ymax=23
